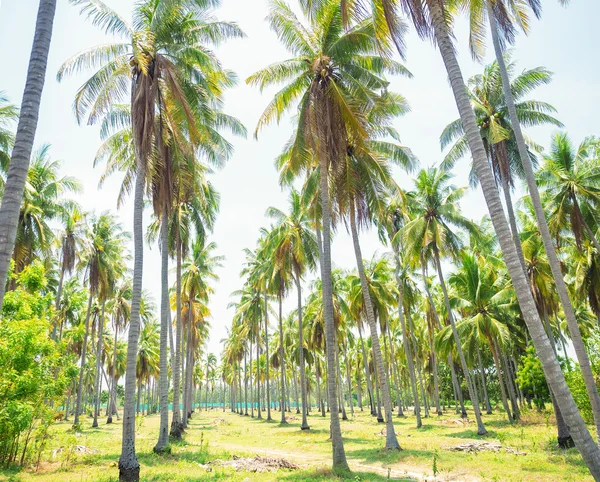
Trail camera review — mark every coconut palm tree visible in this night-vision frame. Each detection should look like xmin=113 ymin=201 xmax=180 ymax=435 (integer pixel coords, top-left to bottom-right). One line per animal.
xmin=0 ymin=92 xmax=18 ymax=188
xmin=402 ymin=167 xmax=487 ymax=434
xmin=440 ymin=55 xmax=561 ymax=271
xmin=249 ymin=0 xmax=408 ymax=466
xmin=60 ymin=1 xmax=243 ymax=474
xmin=266 ymin=190 xmax=319 ymax=430
xmin=9 ymin=146 xmax=81 ymax=280
xmin=0 ymin=0 xmax=57 ymax=307
xmin=74 ymin=213 xmax=129 ymax=427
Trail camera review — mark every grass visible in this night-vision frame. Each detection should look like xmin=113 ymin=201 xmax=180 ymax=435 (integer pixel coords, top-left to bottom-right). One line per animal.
xmin=0 ymin=405 xmax=593 ymax=481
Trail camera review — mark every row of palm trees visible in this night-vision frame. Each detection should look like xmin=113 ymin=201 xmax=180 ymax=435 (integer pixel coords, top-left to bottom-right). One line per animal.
xmin=2 ymin=0 xmax=600 ymax=481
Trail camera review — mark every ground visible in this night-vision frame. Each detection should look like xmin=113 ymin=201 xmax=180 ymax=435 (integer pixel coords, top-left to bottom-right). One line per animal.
xmin=0 ymin=405 xmax=593 ymax=481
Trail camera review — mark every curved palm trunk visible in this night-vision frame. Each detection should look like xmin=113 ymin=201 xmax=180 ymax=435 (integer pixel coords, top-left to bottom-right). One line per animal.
xmin=349 ymin=201 xmax=399 ymax=450
xmin=118 ymin=159 xmax=144 ymax=481
xmin=488 ymin=0 xmax=600 ymax=444
xmin=501 ymin=174 xmax=527 ymax=273
xmin=0 ymin=0 xmax=57 ymax=307
xmin=74 ymin=291 xmax=93 ymax=426
xmin=318 ymin=145 xmax=349 ymax=472
xmin=278 ymin=294 xmax=287 ymax=424
xmin=264 ymin=294 xmax=272 ymax=421
xmin=433 ymin=244 xmax=486 ymax=434
xmin=295 ymin=273 xmax=310 ymax=430
xmin=170 ymin=239 xmax=183 ymax=437
xmin=154 ymin=210 xmax=170 ymax=452
xmin=92 ymin=301 xmax=106 ymax=428
xmin=394 ymin=249 xmax=422 ymax=426
xmin=431 ymin=1 xmax=600 ymax=473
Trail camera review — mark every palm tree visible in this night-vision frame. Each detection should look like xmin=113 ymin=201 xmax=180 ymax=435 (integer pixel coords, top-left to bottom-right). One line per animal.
xmin=402 ymin=167 xmax=487 ymax=434
xmin=74 ymin=213 xmax=129 ymax=427
xmin=440 ymin=54 xmax=561 ymax=271
xmin=538 ymin=133 xmax=600 ymax=253
xmin=249 ymin=0 xmax=406 ymax=467
xmin=0 ymin=92 xmax=18 ymax=188
xmin=266 ymin=190 xmax=319 ymax=430
xmin=391 ymin=0 xmax=600 ymax=471
xmin=9 ymin=146 xmax=81 ymax=280
xmin=0 ymin=0 xmax=57 ymax=307
xmin=60 ymin=1 xmax=243 ymax=475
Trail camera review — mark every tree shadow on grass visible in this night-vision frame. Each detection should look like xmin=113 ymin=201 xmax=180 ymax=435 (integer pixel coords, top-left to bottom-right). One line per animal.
xmin=346 ymin=446 xmax=434 ymax=466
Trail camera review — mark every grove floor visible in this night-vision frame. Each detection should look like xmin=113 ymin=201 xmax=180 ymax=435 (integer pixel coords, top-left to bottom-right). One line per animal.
xmin=0 ymin=405 xmax=593 ymax=481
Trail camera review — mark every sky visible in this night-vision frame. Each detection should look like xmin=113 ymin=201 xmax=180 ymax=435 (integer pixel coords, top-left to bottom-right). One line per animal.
xmin=0 ymin=0 xmax=599 ymax=358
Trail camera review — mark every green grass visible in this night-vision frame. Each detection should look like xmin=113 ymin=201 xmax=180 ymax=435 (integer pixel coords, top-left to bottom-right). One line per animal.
xmin=0 ymin=406 xmax=593 ymax=481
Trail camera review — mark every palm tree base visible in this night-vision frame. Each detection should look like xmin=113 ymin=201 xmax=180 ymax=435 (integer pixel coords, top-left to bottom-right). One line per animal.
xmin=377 ymin=417 xmax=384 ymax=423
xmin=169 ymin=422 xmax=183 ymax=439
xmin=301 ymin=425 xmax=310 ymax=430
xmin=558 ymin=436 xmax=575 ymax=449
xmin=107 ymin=416 xmax=113 ymax=424
xmin=477 ymin=428 xmax=488 ymax=436
xmin=118 ymin=462 xmax=140 ymax=482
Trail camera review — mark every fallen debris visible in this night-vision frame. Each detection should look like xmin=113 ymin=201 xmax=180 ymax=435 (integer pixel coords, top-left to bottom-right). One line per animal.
xmin=212 ymin=418 xmax=228 ymax=426
xmin=51 ymin=445 xmax=96 ymax=458
xmin=441 ymin=418 xmax=472 ymax=426
xmin=215 ymin=455 xmax=300 ymax=473
xmin=449 ymin=441 xmax=526 ymax=456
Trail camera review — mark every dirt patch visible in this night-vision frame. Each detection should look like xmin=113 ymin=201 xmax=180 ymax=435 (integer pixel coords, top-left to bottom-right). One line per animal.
xmin=215 ymin=455 xmax=300 ymax=473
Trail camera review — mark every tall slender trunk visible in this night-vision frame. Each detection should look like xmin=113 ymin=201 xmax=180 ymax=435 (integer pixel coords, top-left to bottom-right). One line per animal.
xmin=318 ymin=139 xmax=348 ymax=471
xmin=52 ymin=265 xmax=66 ymax=340
xmin=357 ymin=322 xmax=375 ymax=415
xmin=349 ymin=201 xmax=399 ymax=449
xmin=278 ymin=294 xmax=287 ymax=424
xmin=107 ymin=322 xmax=118 ymax=424
xmin=431 ymin=1 xmax=600 ymax=473
xmin=74 ymin=291 xmax=93 ymax=426
xmin=244 ymin=349 xmax=248 ymax=416
xmin=264 ymin=293 xmax=272 ymax=421
xmin=433 ymin=244 xmax=486 ymax=434
xmin=118 ymin=156 xmax=144 ymax=481
xmin=154 ymin=209 xmax=170 ymax=452
xmin=394 ymin=248 xmax=422 ymax=426
xmin=477 ymin=346 xmax=492 ymax=414
xmin=500 ymin=174 xmax=527 ymax=273
xmin=386 ymin=322 xmax=404 ymax=418
xmin=92 ymin=301 xmax=106 ymax=428
xmin=256 ymin=335 xmax=261 ymax=418
xmin=295 ymin=273 xmax=310 ymax=430
xmin=489 ymin=336 xmax=513 ymax=422
xmin=0 ymin=0 xmax=57 ymax=307
xmin=170 ymin=238 xmax=183 ymax=437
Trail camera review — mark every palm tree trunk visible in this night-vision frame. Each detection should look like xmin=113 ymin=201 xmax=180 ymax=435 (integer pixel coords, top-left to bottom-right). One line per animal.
xmin=394 ymin=249 xmax=422 ymax=426
xmin=492 ymin=0 xmax=600 ymax=442
xmin=477 ymin=346 xmax=493 ymax=414
xmin=107 ymin=324 xmax=118 ymax=424
xmin=386 ymin=321 xmax=405 ymax=418
xmin=52 ymin=265 xmax=66 ymax=340
xmin=501 ymin=174 xmax=527 ymax=273
xmin=431 ymin=1 xmax=600 ymax=473
xmin=118 ymin=154 xmax=145 ymax=482
xmin=92 ymin=301 xmax=106 ymax=428
xmin=349 ymin=200 xmax=399 ymax=449
xmin=256 ymin=335 xmax=261 ymax=419
xmin=74 ymin=291 xmax=93 ymax=426
xmin=357 ymin=323 xmax=375 ymax=415
xmin=170 ymin=238 xmax=183 ymax=437
xmin=489 ymin=336 xmax=513 ymax=422
xmin=244 ymin=349 xmax=249 ymax=416
xmin=433 ymin=244 xmax=486 ymax=434
xmin=264 ymin=293 xmax=272 ymax=421
xmin=318 ymin=146 xmax=349 ymax=471
xmin=295 ymin=273 xmax=310 ymax=430
xmin=278 ymin=294 xmax=287 ymax=424
xmin=0 ymin=0 xmax=57 ymax=307
xmin=501 ymin=348 xmax=520 ymax=420
xmin=154 ymin=209 xmax=170 ymax=452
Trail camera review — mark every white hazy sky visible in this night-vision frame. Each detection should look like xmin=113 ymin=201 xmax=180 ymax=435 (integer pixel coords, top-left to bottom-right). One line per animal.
xmin=1 ymin=0 xmax=598 ymax=357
